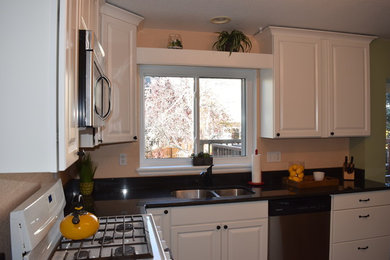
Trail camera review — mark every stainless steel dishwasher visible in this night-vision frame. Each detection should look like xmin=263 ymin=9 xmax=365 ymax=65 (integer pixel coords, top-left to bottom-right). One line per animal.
xmin=268 ymin=195 xmax=331 ymax=260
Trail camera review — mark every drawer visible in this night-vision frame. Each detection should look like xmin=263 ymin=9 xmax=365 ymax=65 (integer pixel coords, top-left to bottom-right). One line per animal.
xmin=332 ymin=235 xmax=390 ymax=260
xmin=332 ymin=205 xmax=390 ymax=242
xmin=332 ymin=190 xmax=390 ymax=210
xmin=171 ymin=201 xmax=268 ymax=225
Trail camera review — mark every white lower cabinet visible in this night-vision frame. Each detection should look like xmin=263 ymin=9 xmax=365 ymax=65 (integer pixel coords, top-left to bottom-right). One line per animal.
xmin=171 ymin=219 xmax=267 ymax=260
xmin=171 ymin=222 xmax=221 ymax=260
xmin=332 ymin=236 xmax=390 ymax=260
xmin=222 ymin=219 xmax=267 ymax=260
xmin=145 ymin=207 xmax=171 ymax=245
xmin=330 ymin=190 xmax=390 ymax=260
xmin=148 ymin=201 xmax=268 ymax=260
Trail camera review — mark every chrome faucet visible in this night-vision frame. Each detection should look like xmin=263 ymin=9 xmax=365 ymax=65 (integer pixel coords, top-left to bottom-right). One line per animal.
xmin=200 ymin=165 xmax=213 ymax=187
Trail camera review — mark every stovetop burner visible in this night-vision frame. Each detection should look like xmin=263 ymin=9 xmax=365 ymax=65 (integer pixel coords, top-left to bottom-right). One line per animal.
xmin=98 ymin=235 xmax=113 ymax=245
xmin=115 ymin=223 xmax=134 ymax=232
xmin=114 ymin=245 xmax=135 ymax=256
xmin=73 ymin=250 xmax=89 ymax=260
xmin=54 ymin=215 xmax=156 ymax=259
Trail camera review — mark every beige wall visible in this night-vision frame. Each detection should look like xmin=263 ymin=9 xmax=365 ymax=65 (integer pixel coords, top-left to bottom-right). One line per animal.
xmin=350 ymin=39 xmax=390 ymax=182
xmin=88 ymin=28 xmax=350 ymax=178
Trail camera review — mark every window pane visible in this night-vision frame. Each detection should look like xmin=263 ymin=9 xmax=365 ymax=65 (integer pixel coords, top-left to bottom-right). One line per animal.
xmin=144 ymin=76 xmax=194 ymax=158
xmin=199 ymin=78 xmax=243 ymax=157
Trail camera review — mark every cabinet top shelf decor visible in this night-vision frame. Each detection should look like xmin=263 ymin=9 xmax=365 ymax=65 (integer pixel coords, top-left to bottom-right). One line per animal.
xmin=136 ymin=47 xmax=273 ymax=69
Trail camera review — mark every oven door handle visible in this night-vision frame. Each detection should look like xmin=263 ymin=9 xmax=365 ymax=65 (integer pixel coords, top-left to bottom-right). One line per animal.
xmin=95 ymin=75 xmax=111 ymax=120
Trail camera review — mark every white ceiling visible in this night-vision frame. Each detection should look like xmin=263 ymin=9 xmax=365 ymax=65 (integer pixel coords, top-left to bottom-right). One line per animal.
xmin=106 ymin=0 xmax=390 ymax=38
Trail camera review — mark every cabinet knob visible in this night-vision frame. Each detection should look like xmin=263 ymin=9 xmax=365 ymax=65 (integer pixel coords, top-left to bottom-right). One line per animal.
xmin=330 ymin=132 xmax=334 ymax=136
xmin=133 ymin=136 xmax=138 ymax=140
xmin=359 ymin=198 xmax=370 ymax=202
xmin=358 ymin=214 xmax=370 ymax=218
xmin=358 ymin=246 xmax=368 ymax=250
xmin=276 ymin=133 xmax=280 ymax=137
xmin=216 ymin=225 xmax=221 ymax=230
xmin=164 ymin=210 xmax=168 ymax=214
xmin=223 ymin=225 xmax=228 ymax=229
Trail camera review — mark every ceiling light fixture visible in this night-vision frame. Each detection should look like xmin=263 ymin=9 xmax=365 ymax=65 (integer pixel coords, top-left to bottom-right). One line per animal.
xmin=210 ymin=16 xmax=231 ymax=24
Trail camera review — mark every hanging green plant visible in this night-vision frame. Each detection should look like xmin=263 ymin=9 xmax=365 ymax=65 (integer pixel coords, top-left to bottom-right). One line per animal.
xmin=212 ymin=30 xmax=252 ymax=55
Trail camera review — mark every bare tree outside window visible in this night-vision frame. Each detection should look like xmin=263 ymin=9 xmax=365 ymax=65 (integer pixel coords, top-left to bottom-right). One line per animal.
xmin=144 ymin=76 xmax=194 ymax=158
xmin=143 ymin=76 xmax=244 ymax=159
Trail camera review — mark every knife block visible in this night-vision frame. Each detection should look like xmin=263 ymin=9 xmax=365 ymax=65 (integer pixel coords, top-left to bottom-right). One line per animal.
xmin=343 ymin=170 xmax=355 ymax=180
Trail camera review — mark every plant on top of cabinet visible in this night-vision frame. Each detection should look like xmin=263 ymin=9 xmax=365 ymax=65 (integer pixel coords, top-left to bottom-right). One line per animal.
xmin=213 ymin=30 xmax=252 ymax=55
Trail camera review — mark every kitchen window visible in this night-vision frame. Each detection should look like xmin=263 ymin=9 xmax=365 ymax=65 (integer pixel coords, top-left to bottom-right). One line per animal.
xmin=138 ymin=66 xmax=256 ymax=175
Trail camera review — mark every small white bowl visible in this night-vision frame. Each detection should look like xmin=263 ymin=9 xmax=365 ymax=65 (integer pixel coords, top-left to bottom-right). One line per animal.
xmin=313 ymin=171 xmax=325 ymax=181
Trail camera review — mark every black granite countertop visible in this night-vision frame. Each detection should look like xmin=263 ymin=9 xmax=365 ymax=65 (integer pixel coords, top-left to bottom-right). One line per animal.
xmin=63 ymin=168 xmax=389 ymax=217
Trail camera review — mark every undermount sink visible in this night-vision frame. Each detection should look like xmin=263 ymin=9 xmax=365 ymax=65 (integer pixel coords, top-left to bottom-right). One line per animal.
xmin=171 ymin=189 xmax=217 ymax=199
xmin=171 ymin=187 xmax=254 ymax=199
xmin=213 ymin=188 xmax=254 ymax=197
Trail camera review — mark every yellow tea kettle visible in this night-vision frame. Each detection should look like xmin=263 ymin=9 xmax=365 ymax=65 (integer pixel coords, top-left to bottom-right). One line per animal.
xmin=60 ymin=194 xmax=99 ymax=240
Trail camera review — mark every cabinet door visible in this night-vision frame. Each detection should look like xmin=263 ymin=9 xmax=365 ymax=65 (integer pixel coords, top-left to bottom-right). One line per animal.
xmin=58 ymin=0 xmax=79 ymax=170
xmin=327 ymin=39 xmax=370 ymax=136
xmin=222 ymin=219 xmax=268 ymax=260
xmin=79 ymin=0 xmax=90 ymax=30
xmin=146 ymin=208 xmax=171 ymax=245
xmin=332 ymin=235 xmax=390 ymax=260
xmin=101 ymin=13 xmax=138 ymax=143
xmin=273 ymin=35 xmax=322 ymax=137
xmin=332 ymin=205 xmax=390 ymax=243
xmin=89 ymin=0 xmax=100 ymax=38
xmin=171 ymin=223 xmax=221 ymax=260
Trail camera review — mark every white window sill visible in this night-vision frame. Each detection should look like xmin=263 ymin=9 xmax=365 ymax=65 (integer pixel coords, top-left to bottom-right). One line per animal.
xmin=137 ymin=163 xmax=251 ymax=176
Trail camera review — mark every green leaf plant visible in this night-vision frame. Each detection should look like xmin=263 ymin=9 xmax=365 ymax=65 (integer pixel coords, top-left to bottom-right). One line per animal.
xmin=213 ymin=30 xmax=252 ymax=55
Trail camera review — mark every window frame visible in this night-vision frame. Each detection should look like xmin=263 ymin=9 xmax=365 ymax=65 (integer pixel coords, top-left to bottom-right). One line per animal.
xmin=138 ymin=65 xmax=257 ymax=175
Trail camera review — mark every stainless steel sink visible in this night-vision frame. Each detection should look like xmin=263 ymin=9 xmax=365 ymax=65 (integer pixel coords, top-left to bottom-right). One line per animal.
xmin=214 ymin=188 xmax=254 ymax=197
xmin=171 ymin=189 xmax=217 ymax=199
xmin=171 ymin=187 xmax=254 ymax=199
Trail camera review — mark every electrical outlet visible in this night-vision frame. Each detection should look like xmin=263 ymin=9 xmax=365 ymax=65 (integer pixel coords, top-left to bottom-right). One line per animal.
xmin=267 ymin=151 xmax=281 ymax=162
xmin=119 ymin=153 xmax=127 ymax=166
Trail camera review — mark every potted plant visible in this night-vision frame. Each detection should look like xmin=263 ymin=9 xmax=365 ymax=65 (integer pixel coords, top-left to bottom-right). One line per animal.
xmin=212 ymin=30 xmax=252 ymax=55
xmin=191 ymin=152 xmax=213 ymax=166
xmin=77 ymin=153 xmax=97 ymax=196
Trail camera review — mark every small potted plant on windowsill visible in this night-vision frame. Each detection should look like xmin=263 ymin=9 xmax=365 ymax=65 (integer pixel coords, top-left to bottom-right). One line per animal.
xmin=191 ymin=152 xmax=213 ymax=166
xmin=77 ymin=152 xmax=97 ymax=196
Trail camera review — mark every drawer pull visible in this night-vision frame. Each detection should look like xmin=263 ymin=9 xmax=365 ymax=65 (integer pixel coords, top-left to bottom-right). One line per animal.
xmin=358 ymin=214 xmax=370 ymax=218
xmin=359 ymin=198 xmax=370 ymax=202
xmin=358 ymin=246 xmax=369 ymax=250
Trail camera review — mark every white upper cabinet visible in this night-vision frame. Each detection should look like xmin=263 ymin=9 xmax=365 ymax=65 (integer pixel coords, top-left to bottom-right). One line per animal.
xmin=78 ymin=0 xmax=99 ymax=31
xmin=327 ymin=38 xmax=371 ymax=137
xmin=100 ymin=4 xmax=143 ymax=143
xmin=58 ymin=0 xmax=80 ymax=170
xmin=258 ymin=27 xmax=374 ymax=138
xmin=0 ymin=0 xmax=79 ymax=173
